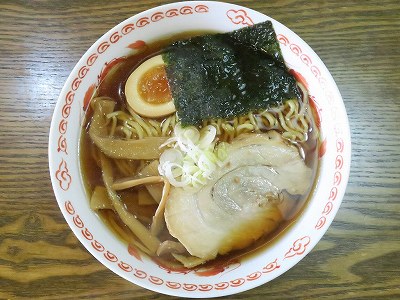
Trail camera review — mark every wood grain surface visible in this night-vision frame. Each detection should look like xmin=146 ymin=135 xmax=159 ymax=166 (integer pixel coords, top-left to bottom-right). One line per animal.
xmin=1 ymin=0 xmax=399 ymax=299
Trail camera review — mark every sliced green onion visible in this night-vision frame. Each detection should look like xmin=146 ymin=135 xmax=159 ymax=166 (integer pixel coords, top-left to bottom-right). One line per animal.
xmin=158 ymin=122 xmax=227 ymax=189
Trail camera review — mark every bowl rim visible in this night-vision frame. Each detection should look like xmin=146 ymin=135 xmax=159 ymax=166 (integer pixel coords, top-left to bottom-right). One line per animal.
xmin=48 ymin=1 xmax=351 ymax=297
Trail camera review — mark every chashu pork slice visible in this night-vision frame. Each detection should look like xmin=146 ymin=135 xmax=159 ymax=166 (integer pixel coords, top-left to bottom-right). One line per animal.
xmin=164 ymin=133 xmax=312 ymax=264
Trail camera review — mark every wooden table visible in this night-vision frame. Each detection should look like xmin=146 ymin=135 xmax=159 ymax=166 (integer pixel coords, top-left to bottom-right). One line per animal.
xmin=1 ymin=0 xmax=399 ymax=298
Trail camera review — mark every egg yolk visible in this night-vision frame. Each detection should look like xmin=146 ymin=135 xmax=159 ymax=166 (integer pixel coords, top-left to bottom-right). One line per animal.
xmin=138 ymin=65 xmax=172 ymax=104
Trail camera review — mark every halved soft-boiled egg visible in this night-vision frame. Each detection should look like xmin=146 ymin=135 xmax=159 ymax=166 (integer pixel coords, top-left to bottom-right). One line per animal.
xmin=125 ymin=55 xmax=176 ymax=118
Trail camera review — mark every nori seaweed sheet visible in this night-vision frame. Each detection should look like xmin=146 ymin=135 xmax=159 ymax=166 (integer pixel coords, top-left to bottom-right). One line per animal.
xmin=163 ymin=21 xmax=301 ymax=126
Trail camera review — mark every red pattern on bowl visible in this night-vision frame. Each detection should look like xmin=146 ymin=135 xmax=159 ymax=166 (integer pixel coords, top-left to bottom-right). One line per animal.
xmin=49 ymin=1 xmax=351 ymax=297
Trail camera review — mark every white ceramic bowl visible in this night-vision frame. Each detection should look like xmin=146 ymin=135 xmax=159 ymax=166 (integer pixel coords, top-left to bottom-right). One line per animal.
xmin=49 ymin=1 xmax=351 ymax=297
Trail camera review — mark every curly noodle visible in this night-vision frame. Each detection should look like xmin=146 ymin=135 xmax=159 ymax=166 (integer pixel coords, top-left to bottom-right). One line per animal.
xmin=99 ymin=83 xmax=311 ymax=177
xmin=105 ymin=110 xmax=177 ymax=140
xmin=203 ymin=83 xmax=311 ymax=143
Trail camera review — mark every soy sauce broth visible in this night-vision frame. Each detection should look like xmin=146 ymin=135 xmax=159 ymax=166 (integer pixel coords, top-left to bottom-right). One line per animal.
xmin=79 ymin=30 xmax=320 ymax=270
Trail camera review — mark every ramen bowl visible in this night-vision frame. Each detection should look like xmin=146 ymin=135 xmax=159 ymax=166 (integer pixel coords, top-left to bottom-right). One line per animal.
xmin=48 ymin=1 xmax=351 ymax=297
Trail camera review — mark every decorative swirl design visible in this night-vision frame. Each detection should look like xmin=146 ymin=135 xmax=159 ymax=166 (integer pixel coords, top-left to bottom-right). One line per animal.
xmin=71 ymin=77 xmax=81 ymax=91
xmin=61 ymin=104 xmax=71 ymax=119
xmin=322 ymin=202 xmax=334 ymax=215
xmin=55 ymin=159 xmax=71 ymax=191
xmin=136 ymin=17 xmax=150 ymax=27
xmin=97 ymin=41 xmax=110 ymax=54
xmin=65 ymin=91 xmax=75 ymax=105
xmin=180 ymin=6 xmax=193 ymax=15
xmin=151 ymin=12 xmax=164 ymax=22
xmin=73 ymin=215 xmax=84 ymax=229
xmin=214 ymin=282 xmax=229 ymax=290
xmin=246 ymin=271 xmax=262 ymax=281
xmin=166 ymin=9 xmax=179 ymax=17
xmin=336 ymin=138 xmax=344 ymax=153
xmin=183 ymin=283 xmax=197 ymax=291
xmin=328 ymin=187 xmax=338 ymax=201
xmin=110 ymin=31 xmax=122 ymax=43
xmin=262 ymin=258 xmax=280 ymax=273
xmin=284 ymin=236 xmax=311 ymax=259
xmin=311 ymin=65 xmax=321 ymax=79
xmin=301 ymin=54 xmax=312 ymax=66
xmin=335 ymin=155 xmax=344 ymax=170
xmin=315 ymin=216 xmax=326 ymax=230
xmin=121 ymin=23 xmax=135 ymax=35
xmin=58 ymin=119 xmax=68 ymax=134
xmin=133 ymin=269 xmax=147 ymax=279
xmin=149 ymin=276 xmax=164 ymax=285
xmin=290 ymin=44 xmax=302 ymax=56
xmin=87 ymin=53 xmax=98 ymax=66
xmin=81 ymin=228 xmax=93 ymax=240
xmin=78 ymin=66 xmax=89 ymax=79
xmin=64 ymin=201 xmax=75 ymax=215
xmin=198 ymin=284 xmax=213 ymax=291
xmin=230 ymin=278 xmax=245 ymax=287
xmin=118 ymin=261 xmax=133 ymax=272
xmin=104 ymin=251 xmax=118 ymax=262
xmin=57 ymin=135 xmax=67 ymax=154
xmin=226 ymin=9 xmax=254 ymax=26
xmin=166 ymin=281 xmax=181 ymax=289
xmin=91 ymin=240 xmax=105 ymax=252
xmin=333 ymin=171 xmax=342 ymax=186
xmin=195 ymin=5 xmax=209 ymax=13
xmin=276 ymin=34 xmax=290 ymax=46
